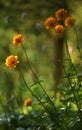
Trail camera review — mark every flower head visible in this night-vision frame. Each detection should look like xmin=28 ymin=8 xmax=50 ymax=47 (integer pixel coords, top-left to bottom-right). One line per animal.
xmin=13 ymin=34 xmax=24 ymax=45
xmin=44 ymin=17 xmax=57 ymax=29
xmin=5 ymin=55 xmax=19 ymax=68
xmin=54 ymin=25 xmax=65 ymax=35
xmin=64 ymin=17 xmax=76 ymax=28
xmin=55 ymin=8 xmax=68 ymax=20
xmin=24 ymin=98 xmax=32 ymax=107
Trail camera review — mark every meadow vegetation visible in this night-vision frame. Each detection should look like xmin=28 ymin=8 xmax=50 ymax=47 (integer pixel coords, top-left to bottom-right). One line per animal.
xmin=0 ymin=0 xmax=82 ymax=130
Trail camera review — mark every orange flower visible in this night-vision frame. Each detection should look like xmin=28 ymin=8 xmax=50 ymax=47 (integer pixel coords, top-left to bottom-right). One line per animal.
xmin=13 ymin=34 xmax=24 ymax=45
xmin=54 ymin=25 xmax=65 ymax=35
xmin=64 ymin=16 xmax=76 ymax=28
xmin=44 ymin=17 xmax=57 ymax=29
xmin=5 ymin=55 xmax=19 ymax=68
xmin=24 ymin=98 xmax=32 ymax=107
xmin=55 ymin=8 xmax=68 ymax=20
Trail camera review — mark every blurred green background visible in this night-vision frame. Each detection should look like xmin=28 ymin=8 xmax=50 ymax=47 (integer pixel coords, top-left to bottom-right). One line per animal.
xmin=0 ymin=0 xmax=82 ymax=113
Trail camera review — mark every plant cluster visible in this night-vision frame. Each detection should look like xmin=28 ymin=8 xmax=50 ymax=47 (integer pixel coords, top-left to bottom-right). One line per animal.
xmin=0 ymin=8 xmax=82 ymax=130
xmin=44 ymin=8 xmax=76 ymax=36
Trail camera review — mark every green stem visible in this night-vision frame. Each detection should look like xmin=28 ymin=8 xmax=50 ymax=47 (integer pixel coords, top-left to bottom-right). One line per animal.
xmin=73 ymin=27 xmax=82 ymax=103
xmin=21 ymin=44 xmax=69 ymax=130
xmin=65 ymin=35 xmax=81 ymax=110
xmin=19 ymin=69 xmax=64 ymax=130
xmin=63 ymin=67 xmax=81 ymax=111
xmin=21 ymin=44 xmax=57 ymax=110
xmin=65 ymin=38 xmax=77 ymax=76
xmin=73 ymin=27 xmax=82 ymax=57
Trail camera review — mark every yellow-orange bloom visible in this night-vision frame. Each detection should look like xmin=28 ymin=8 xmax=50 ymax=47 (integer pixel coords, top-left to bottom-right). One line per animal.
xmin=13 ymin=34 xmax=24 ymax=45
xmin=44 ymin=17 xmax=57 ymax=29
xmin=54 ymin=25 xmax=65 ymax=35
xmin=5 ymin=55 xmax=19 ymax=68
xmin=64 ymin=17 xmax=76 ymax=28
xmin=55 ymin=8 xmax=68 ymax=20
xmin=24 ymin=98 xmax=32 ymax=107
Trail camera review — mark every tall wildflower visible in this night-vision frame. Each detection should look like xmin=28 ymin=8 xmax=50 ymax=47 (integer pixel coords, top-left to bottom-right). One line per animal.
xmin=5 ymin=55 xmax=19 ymax=68
xmin=44 ymin=8 xmax=76 ymax=91
xmin=13 ymin=34 xmax=24 ymax=45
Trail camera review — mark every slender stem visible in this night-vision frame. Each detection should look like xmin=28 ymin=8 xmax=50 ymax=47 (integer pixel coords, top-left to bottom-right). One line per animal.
xmin=21 ymin=44 xmax=69 ymax=130
xmin=19 ymin=69 xmax=64 ymax=130
xmin=73 ymin=27 xmax=82 ymax=57
xmin=65 ymin=33 xmax=81 ymax=110
xmin=65 ymin=38 xmax=77 ymax=76
xmin=19 ymin=69 xmax=45 ymax=107
xmin=21 ymin=44 xmax=57 ymax=110
xmin=73 ymin=27 xmax=82 ymax=82
xmin=63 ymin=67 xmax=80 ymax=111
